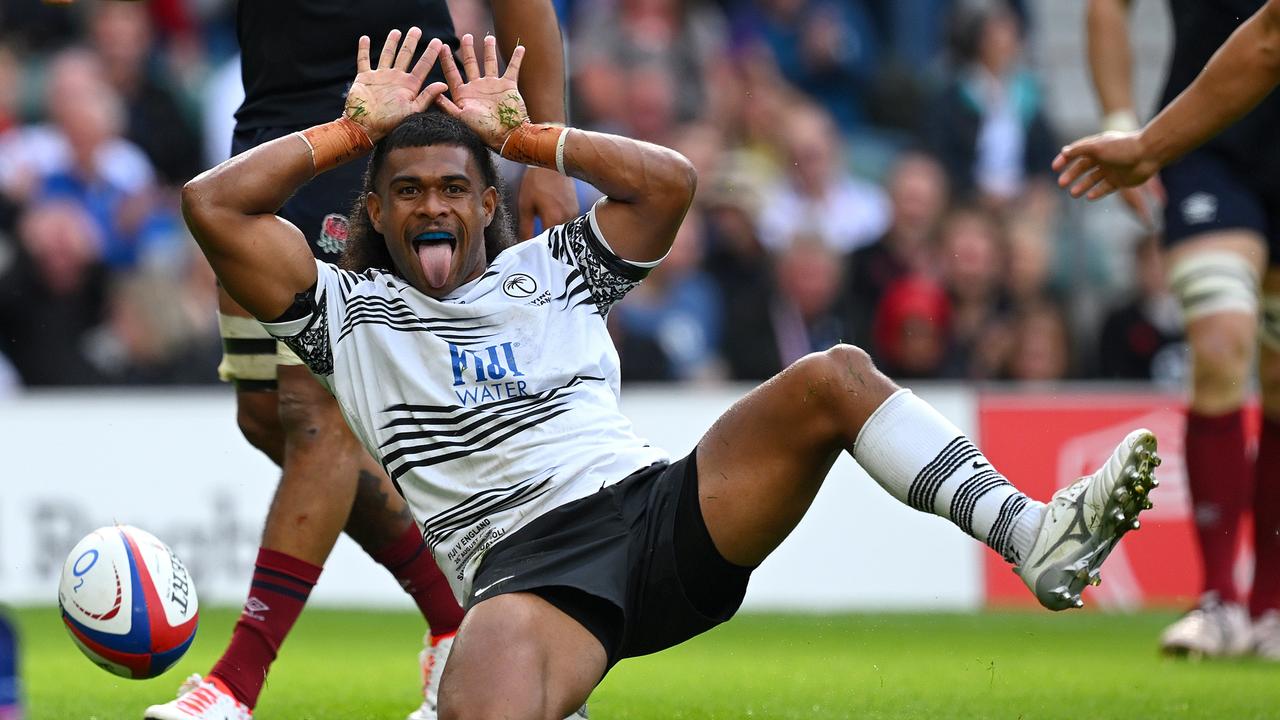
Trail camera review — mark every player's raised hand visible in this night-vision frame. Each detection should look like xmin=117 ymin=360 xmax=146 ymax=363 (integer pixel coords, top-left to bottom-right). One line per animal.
xmin=1052 ymin=131 xmax=1163 ymax=204
xmin=345 ymin=28 xmax=448 ymax=142
xmin=435 ymin=34 xmax=530 ymax=150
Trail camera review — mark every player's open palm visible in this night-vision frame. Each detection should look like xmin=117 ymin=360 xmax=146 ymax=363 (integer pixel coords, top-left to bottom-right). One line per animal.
xmin=436 ymin=34 xmax=530 ymax=149
xmin=346 ymin=28 xmax=448 ymax=141
xmin=1053 ymin=131 xmax=1162 ymax=202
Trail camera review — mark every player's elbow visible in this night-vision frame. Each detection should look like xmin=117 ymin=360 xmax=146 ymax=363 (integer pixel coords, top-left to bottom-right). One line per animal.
xmin=656 ymin=149 xmax=697 ymax=211
xmin=1261 ymin=0 xmax=1280 ymax=70
xmin=180 ymin=170 xmax=230 ymax=240
xmin=180 ymin=175 xmax=212 ymax=232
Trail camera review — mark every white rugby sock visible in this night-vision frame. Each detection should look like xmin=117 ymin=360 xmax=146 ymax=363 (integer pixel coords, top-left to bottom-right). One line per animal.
xmin=852 ymin=389 xmax=1045 ymax=564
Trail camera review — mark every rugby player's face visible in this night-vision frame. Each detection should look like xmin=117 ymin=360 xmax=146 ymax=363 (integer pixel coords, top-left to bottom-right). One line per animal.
xmin=368 ymin=145 xmax=496 ymax=298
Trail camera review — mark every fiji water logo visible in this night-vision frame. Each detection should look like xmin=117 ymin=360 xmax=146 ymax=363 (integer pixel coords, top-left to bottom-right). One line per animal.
xmin=449 ymin=341 xmax=530 ymax=405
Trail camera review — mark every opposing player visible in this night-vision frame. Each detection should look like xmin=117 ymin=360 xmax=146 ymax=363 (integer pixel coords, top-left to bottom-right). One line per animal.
xmin=180 ymin=30 xmax=1163 ymax=717
xmin=1057 ymin=0 xmax=1280 ymax=659
xmin=99 ymin=2 xmax=579 ymax=720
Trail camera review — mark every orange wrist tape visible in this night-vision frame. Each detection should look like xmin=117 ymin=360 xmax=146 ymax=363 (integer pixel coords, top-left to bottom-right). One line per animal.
xmin=499 ymin=123 xmax=567 ymax=173
xmin=299 ymin=117 xmax=374 ymax=174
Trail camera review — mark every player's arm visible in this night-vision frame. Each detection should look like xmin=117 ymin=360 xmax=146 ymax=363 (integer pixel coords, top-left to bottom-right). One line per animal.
xmin=437 ymin=35 xmax=694 ymax=264
xmin=1057 ymin=0 xmax=1280 ymax=200
xmin=182 ymin=29 xmax=448 ymax=320
xmin=489 ymin=0 xmax=578 ymax=238
xmin=1087 ymin=0 xmax=1139 ymax=130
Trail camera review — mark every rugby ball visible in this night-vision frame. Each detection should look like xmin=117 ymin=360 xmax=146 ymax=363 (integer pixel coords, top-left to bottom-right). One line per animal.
xmin=57 ymin=525 xmax=199 ymax=679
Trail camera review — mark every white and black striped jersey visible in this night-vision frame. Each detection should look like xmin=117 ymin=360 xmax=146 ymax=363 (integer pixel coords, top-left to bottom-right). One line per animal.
xmin=262 ymin=207 xmax=669 ymax=601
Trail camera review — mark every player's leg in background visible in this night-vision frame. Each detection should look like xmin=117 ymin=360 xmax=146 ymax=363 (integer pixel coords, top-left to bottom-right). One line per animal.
xmin=1251 ymin=267 xmax=1280 ymax=658
xmin=1159 ymin=232 xmax=1264 ymax=658
xmin=692 ymin=344 xmax=1157 ymax=610
xmin=437 ymin=593 xmax=604 ymax=720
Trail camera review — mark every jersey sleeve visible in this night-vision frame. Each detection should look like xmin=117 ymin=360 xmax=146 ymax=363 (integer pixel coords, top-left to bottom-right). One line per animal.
xmin=545 ymin=202 xmax=661 ymax=315
xmin=259 ymin=260 xmax=349 ymax=386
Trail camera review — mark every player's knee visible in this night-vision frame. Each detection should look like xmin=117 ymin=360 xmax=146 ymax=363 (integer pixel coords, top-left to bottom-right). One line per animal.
xmin=235 ymin=394 xmax=284 ymax=465
xmin=277 ymin=390 xmax=336 ymax=446
xmin=792 ymin=344 xmax=877 ymax=394
xmin=1189 ymin=322 xmax=1255 ymax=394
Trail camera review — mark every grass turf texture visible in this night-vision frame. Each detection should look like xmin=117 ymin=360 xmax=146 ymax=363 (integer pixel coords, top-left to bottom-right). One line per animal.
xmin=10 ymin=607 xmax=1278 ymax=719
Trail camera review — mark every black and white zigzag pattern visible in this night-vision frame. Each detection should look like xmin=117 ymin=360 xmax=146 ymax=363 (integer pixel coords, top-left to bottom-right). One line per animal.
xmin=278 ymin=289 xmax=334 ymax=376
xmin=546 ymin=215 xmax=647 ymax=315
xmin=377 ymin=375 xmax=601 ymax=480
xmin=420 ymin=472 xmax=556 ymax=548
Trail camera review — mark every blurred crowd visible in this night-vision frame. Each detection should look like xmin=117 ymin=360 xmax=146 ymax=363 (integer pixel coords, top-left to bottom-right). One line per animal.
xmin=0 ymin=0 xmax=1188 ymax=393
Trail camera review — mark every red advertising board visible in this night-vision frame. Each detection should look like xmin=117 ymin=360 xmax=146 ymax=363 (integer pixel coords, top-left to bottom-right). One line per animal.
xmin=978 ymin=392 xmax=1257 ymax=609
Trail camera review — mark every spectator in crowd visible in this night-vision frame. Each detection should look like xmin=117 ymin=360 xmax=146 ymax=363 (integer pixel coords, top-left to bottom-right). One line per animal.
xmin=730 ymin=0 xmax=879 ymax=129
xmin=701 ymin=173 xmax=773 ymax=319
xmin=88 ymin=1 xmax=203 ymax=187
xmin=722 ymin=232 xmax=848 ymax=380
xmin=1004 ymin=300 xmax=1072 ymax=381
xmin=572 ymin=0 xmax=726 ymax=129
xmin=0 ymin=49 xmax=171 ymax=271
xmin=936 ymin=205 xmax=1011 ymax=379
xmin=928 ymin=0 xmax=1057 ymax=207
xmin=0 ymin=200 xmax=107 ymax=385
xmin=845 ymin=151 xmax=949 ymax=346
xmin=87 ymin=256 xmax=220 ymax=385
xmin=872 ymin=274 xmax=952 ymax=379
xmin=613 ymin=211 xmax=724 ymax=382
xmin=758 ymin=104 xmax=890 ymax=254
xmin=0 ymin=44 xmax=16 ymax=136
xmin=1099 ymin=235 xmax=1187 ymax=383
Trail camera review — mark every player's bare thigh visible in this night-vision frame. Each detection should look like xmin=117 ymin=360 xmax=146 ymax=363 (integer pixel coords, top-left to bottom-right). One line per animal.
xmin=1168 ymin=230 xmax=1267 ymax=413
xmin=694 ymin=345 xmax=898 ymax=568
xmin=438 ymin=592 xmax=604 ymax=720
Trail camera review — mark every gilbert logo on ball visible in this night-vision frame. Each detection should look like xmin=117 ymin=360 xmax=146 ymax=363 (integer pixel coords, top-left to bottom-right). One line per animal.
xmin=57 ymin=526 xmax=198 ymax=679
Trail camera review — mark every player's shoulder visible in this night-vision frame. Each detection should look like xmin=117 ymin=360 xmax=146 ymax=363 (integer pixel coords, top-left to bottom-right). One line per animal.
xmin=315 ymin=260 xmax=401 ymax=301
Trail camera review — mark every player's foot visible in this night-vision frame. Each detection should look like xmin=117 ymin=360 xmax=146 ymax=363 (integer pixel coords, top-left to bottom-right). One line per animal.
xmin=407 ymin=632 xmax=454 ymax=720
xmin=1158 ymin=592 xmax=1252 ymax=659
xmin=406 ymin=631 xmax=588 ymax=719
xmin=144 ymin=674 xmax=252 ymax=720
xmin=1253 ymin=610 xmax=1280 ymax=661
xmin=1014 ymin=428 xmax=1159 ymax=611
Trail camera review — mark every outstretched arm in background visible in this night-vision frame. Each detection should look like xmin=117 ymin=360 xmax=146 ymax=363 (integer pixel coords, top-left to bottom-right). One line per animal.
xmin=181 ymin=29 xmax=447 ymax=320
xmin=1057 ymin=0 xmax=1280 ymax=201
xmin=436 ymin=34 xmax=695 ymax=264
xmin=1080 ymin=0 xmax=1163 ymax=225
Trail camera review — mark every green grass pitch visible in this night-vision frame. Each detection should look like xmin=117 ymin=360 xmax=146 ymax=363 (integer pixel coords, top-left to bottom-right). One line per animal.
xmin=9 ymin=607 xmax=1279 ymax=719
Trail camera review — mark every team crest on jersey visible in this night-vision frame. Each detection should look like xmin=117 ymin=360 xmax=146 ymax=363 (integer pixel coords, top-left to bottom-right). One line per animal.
xmin=318 ymin=214 xmax=349 ymax=255
xmin=503 ymin=273 xmax=538 ymax=298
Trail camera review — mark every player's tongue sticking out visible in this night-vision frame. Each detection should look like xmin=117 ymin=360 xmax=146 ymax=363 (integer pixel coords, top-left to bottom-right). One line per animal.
xmin=414 ymin=232 xmax=455 ymax=289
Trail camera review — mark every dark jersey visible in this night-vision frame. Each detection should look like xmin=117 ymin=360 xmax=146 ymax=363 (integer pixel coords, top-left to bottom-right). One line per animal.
xmin=235 ymin=0 xmax=456 ymax=131
xmin=1162 ymin=0 xmax=1280 ymax=174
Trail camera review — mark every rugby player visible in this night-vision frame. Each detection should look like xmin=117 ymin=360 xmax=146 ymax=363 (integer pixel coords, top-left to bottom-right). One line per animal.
xmin=180 ymin=30 xmax=1162 ymax=718
xmin=38 ymin=1 xmax=581 ymax=718
xmin=1057 ymin=0 xmax=1280 ymax=659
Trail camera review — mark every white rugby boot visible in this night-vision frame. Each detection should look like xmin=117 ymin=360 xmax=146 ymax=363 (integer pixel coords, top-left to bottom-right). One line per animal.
xmin=1252 ymin=610 xmax=1280 ymax=661
xmin=407 ymin=632 xmax=453 ymax=720
xmin=1015 ymin=429 xmax=1160 ymax=610
xmin=144 ymin=674 xmax=253 ymax=720
xmin=1159 ymin=592 xmax=1253 ymax=659
xmin=407 ymin=631 xmax=589 ymax=719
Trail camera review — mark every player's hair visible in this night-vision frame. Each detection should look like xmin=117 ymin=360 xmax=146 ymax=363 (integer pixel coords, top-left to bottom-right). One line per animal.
xmin=341 ymin=110 xmax=515 ymax=274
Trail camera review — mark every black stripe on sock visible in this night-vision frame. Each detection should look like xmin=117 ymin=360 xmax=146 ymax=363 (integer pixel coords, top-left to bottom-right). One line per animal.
xmin=250 ymin=580 xmax=310 ymax=602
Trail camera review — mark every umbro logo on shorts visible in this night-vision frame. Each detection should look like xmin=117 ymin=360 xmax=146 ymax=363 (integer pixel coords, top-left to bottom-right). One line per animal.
xmin=1181 ymin=193 xmax=1218 ymax=225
